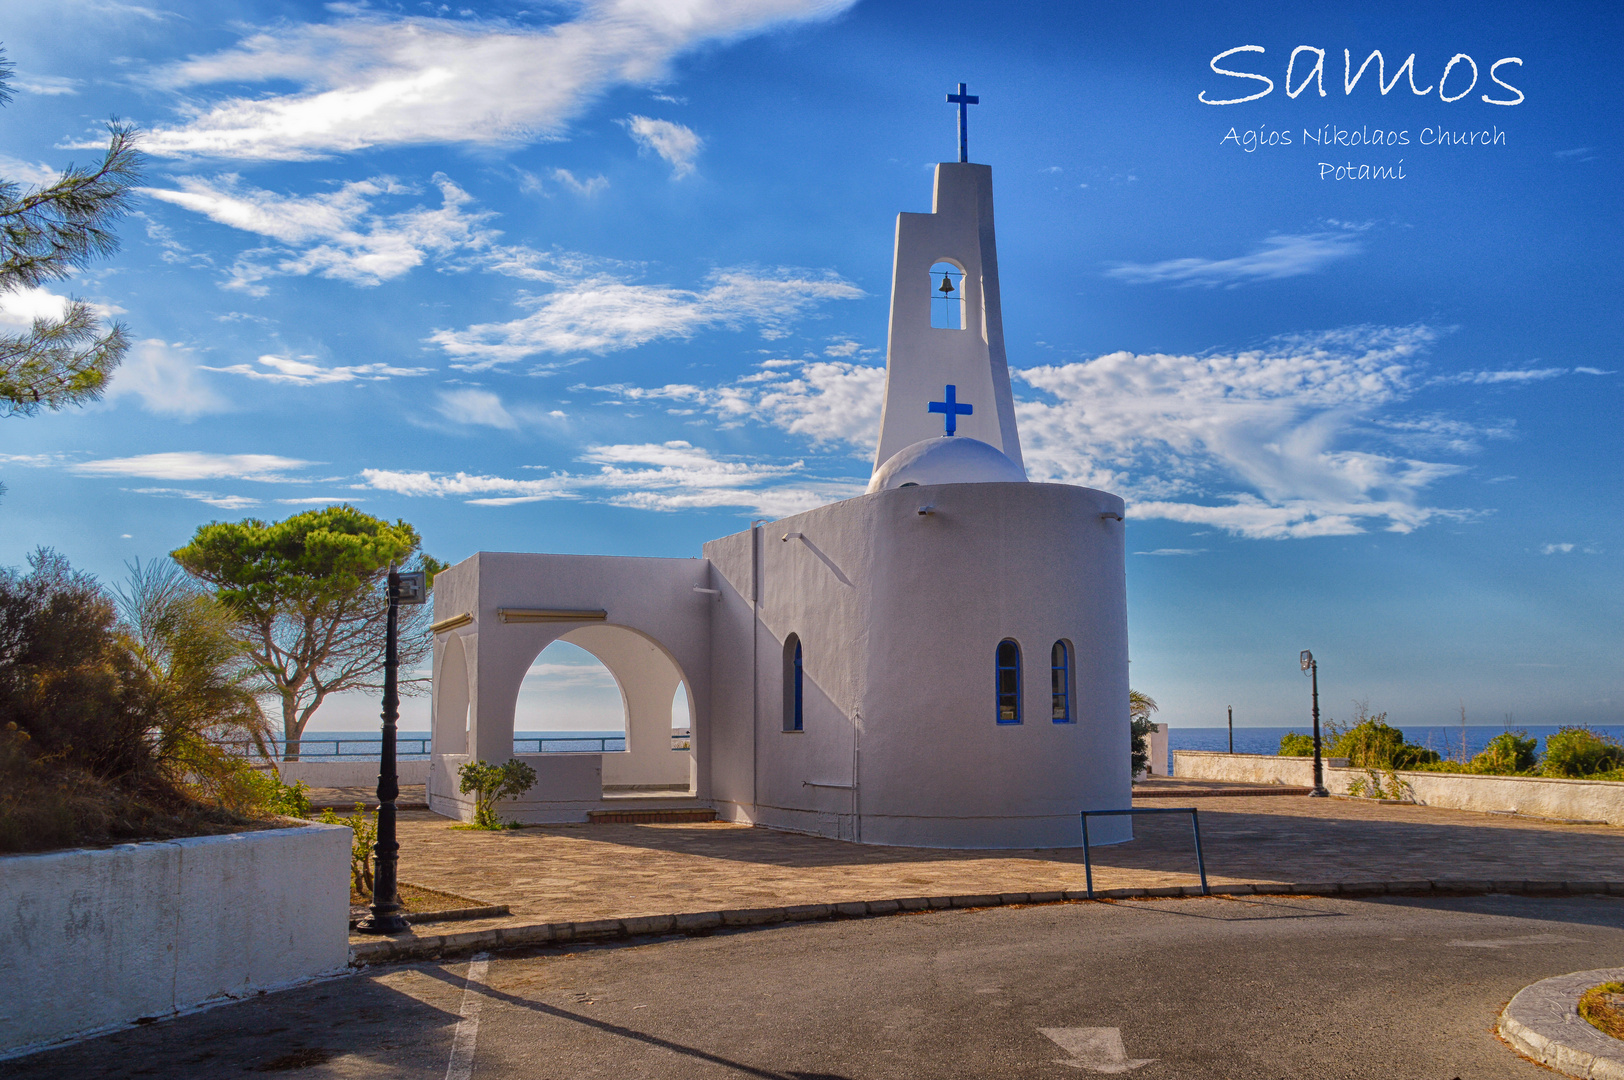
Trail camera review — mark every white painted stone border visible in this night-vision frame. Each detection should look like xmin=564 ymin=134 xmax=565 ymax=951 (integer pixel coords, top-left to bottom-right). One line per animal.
xmin=1499 ymin=967 xmax=1624 ymax=1079
xmin=0 ymin=820 xmax=351 ymax=1060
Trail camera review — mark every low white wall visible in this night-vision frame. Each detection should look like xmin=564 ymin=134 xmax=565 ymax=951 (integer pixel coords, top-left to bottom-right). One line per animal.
xmin=1137 ymin=723 xmax=1170 ymax=778
xmin=1173 ymin=750 xmax=1350 ymax=786
xmin=1175 ymin=751 xmax=1624 ymax=824
xmin=273 ymin=759 xmax=431 ymax=788
xmin=427 ymin=752 xmax=605 ymax=823
xmin=0 ymin=822 xmax=350 ymax=1058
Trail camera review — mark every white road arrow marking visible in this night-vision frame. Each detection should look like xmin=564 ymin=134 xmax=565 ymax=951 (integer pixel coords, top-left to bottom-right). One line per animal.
xmin=1039 ymin=1028 xmax=1156 ymax=1073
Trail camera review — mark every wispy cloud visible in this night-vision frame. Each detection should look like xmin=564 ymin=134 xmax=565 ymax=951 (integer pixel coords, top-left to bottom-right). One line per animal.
xmin=203 ymin=354 xmax=433 ymax=384
xmin=12 ymin=72 xmax=80 ymax=96
xmin=1134 ymin=548 xmax=1206 ymax=556
xmin=1435 ymin=367 xmax=1565 ymax=385
xmin=435 ymin=388 xmax=518 ymax=430
xmin=141 ymin=173 xmax=494 ymax=292
xmin=1541 ymin=542 xmax=1600 ymax=555
xmin=1106 ymin=231 xmax=1363 ymax=288
xmin=0 ymin=156 xmax=60 ymax=186
xmin=431 ymin=266 xmax=863 ymax=370
xmin=72 ymin=452 xmax=313 ymax=482
xmin=128 ymin=487 xmax=262 ymax=510
xmin=103 ymin=339 xmax=233 ymax=417
xmin=624 ymin=116 xmax=702 ymax=177
xmin=361 ymin=440 xmax=861 ymax=516
xmin=137 ymin=3 xmax=858 ymax=160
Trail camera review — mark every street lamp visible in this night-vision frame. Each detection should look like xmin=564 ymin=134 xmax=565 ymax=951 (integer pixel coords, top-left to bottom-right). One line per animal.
xmin=1300 ymin=650 xmax=1328 ymax=797
xmin=357 ymin=567 xmax=426 ymax=935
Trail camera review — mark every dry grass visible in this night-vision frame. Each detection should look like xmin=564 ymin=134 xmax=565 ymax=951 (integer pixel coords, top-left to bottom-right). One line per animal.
xmin=1579 ymin=982 xmax=1624 ymax=1040
xmin=348 ymin=881 xmax=491 ymax=913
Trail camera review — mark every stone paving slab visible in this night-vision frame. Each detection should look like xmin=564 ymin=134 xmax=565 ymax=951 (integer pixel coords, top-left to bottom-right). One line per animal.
xmin=361 ymin=794 xmax=1624 ymax=945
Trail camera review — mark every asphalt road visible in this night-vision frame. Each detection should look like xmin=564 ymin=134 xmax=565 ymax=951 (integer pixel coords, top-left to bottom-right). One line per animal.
xmin=5 ymin=892 xmax=1620 ymax=1079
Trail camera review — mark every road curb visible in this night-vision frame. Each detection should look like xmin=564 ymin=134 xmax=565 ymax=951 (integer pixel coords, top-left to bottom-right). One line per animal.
xmin=347 ymin=879 xmax=1624 ymax=967
xmin=1499 ymin=968 xmax=1624 ymax=1079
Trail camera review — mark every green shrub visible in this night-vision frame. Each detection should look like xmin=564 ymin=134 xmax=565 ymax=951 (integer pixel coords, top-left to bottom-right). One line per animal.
xmin=1278 ymin=732 xmax=1315 ymax=756
xmin=1542 ymin=727 xmax=1624 ymax=778
xmin=318 ymin=804 xmax=378 ymax=895
xmin=458 ymin=758 xmax=538 ymax=828
xmin=1470 ymin=730 xmax=1538 ymax=775
xmin=1326 ymin=706 xmax=1439 ymax=769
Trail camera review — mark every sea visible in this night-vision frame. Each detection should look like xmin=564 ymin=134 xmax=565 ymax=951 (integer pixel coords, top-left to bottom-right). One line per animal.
xmin=284 ymin=724 xmax=1623 ymax=772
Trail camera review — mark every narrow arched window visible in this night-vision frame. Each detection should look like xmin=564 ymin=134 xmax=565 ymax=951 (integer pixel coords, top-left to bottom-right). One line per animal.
xmin=1051 ymin=640 xmax=1073 ymax=723
xmin=930 ymin=261 xmax=965 ymax=329
xmin=783 ymin=634 xmax=804 ymax=732
xmin=995 ymin=639 xmax=1021 ymax=724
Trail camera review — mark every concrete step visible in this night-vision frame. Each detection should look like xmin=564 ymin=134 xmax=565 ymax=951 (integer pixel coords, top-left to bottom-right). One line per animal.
xmin=588 ymin=807 xmax=718 ymax=824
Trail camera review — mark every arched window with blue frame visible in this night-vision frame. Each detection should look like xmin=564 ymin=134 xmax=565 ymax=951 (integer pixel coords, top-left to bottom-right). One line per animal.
xmin=783 ymin=634 xmax=804 ymax=732
xmin=1051 ymin=640 xmax=1073 ymax=723
xmin=995 ymin=639 xmax=1021 ymax=724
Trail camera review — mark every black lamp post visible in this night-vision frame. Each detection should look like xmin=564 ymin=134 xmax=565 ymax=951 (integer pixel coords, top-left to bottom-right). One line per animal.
xmin=1300 ymin=650 xmax=1328 ymax=797
xmin=357 ymin=566 xmax=426 ymax=935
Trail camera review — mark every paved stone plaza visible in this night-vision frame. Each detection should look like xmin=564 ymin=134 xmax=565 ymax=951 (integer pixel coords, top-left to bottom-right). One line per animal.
xmin=359 ymin=791 xmax=1624 ymax=941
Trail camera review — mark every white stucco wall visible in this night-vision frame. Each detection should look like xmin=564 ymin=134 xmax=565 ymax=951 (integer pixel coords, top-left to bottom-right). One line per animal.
xmin=1174 ymin=751 xmax=1624 ymax=823
xmin=273 ymin=759 xmax=430 ymax=788
xmin=705 ymin=480 xmax=1133 ymax=849
xmin=0 ymin=822 xmax=350 ymax=1058
xmin=1172 ymin=751 xmax=1349 ymax=786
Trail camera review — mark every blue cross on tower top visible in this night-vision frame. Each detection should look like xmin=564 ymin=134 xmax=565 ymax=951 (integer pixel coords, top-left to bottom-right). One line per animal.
xmin=928 ymin=384 xmax=973 ymax=436
xmin=946 ymin=82 xmax=979 ymax=163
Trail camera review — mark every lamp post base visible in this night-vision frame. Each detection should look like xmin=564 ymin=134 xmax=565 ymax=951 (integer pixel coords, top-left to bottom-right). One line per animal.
xmin=355 ymin=909 xmax=411 ymax=935
xmin=1308 ymin=788 xmax=1329 ymax=798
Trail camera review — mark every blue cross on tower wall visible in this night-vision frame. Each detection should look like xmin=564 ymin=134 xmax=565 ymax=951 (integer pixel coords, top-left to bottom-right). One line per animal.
xmin=928 ymin=384 xmax=973 ymax=436
xmin=946 ymin=82 xmax=978 ymax=163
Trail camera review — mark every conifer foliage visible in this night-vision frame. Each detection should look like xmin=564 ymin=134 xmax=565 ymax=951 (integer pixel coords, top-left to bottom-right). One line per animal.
xmin=0 ymin=47 xmax=142 ymax=416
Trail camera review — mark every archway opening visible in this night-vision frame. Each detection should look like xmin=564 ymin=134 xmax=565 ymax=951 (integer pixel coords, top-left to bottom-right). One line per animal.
xmin=514 ymin=639 xmax=627 ymax=752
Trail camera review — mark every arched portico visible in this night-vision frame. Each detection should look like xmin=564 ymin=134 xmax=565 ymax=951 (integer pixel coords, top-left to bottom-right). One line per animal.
xmin=425 ymin=551 xmax=713 ymax=822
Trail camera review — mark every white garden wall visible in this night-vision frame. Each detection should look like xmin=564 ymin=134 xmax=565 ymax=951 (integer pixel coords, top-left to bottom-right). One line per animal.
xmin=0 ymin=821 xmax=350 ymax=1058
xmin=1174 ymin=750 xmax=1624 ymax=824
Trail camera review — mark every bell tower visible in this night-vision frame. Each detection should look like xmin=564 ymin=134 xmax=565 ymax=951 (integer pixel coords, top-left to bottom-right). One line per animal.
xmin=870 ymin=86 xmax=1025 ymax=482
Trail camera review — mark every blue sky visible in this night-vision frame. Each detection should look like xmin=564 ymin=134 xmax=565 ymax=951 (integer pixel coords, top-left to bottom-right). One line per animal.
xmin=0 ymin=0 xmax=1618 ymax=733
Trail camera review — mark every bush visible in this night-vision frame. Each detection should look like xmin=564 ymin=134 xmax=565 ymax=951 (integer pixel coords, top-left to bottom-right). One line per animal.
xmin=1470 ymin=730 xmax=1538 ymax=775
xmin=318 ymin=804 xmax=378 ymax=896
xmin=1279 ymin=732 xmax=1315 ymax=756
xmin=1327 ymin=706 xmax=1439 ymax=770
xmin=458 ymin=758 xmax=538 ymax=828
xmin=1542 ymin=727 xmax=1624 ymax=779
xmin=0 ymin=551 xmax=283 ymax=853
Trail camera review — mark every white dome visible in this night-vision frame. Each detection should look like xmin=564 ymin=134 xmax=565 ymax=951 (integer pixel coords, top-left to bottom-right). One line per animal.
xmin=867 ymin=436 xmax=1028 ymax=493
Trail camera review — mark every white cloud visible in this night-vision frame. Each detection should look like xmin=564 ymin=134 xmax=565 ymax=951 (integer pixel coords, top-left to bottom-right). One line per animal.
xmin=583 ymin=325 xmax=1483 ymax=540
xmin=128 ymin=487 xmax=262 ymax=511
xmin=138 ymin=3 xmax=858 ymax=160
xmin=0 ymin=156 xmax=60 ymax=186
xmin=1013 ymin=326 xmax=1475 ymax=538
xmin=203 ymin=354 xmax=432 ymax=385
xmin=0 ymin=285 xmax=75 ymax=328
xmin=1106 ymin=231 xmax=1363 ymax=288
xmin=12 ymin=72 xmax=80 ymax=96
xmin=141 ymin=173 xmax=494 ymax=291
xmin=361 ymin=440 xmax=861 ymax=516
xmin=551 ymin=169 xmax=608 ymax=197
xmin=1575 ymin=366 xmax=1614 ymax=376
xmin=432 ymin=267 xmax=863 ymax=370
xmin=435 ymin=388 xmax=518 ymax=430
xmin=103 ymin=339 xmax=232 ymax=417
xmin=73 ymin=452 xmax=313 ymax=481
xmin=276 ymin=496 xmax=365 ymax=505
xmin=1540 ymin=542 xmax=1600 ymax=555
xmin=1436 ymin=367 xmax=1565 ymax=385
xmin=1134 ymin=548 xmax=1206 ymax=556
xmin=624 ymin=116 xmax=702 ymax=177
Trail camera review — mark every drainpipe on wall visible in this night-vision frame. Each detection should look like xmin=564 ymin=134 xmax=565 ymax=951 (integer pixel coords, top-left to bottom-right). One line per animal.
xmin=750 ymin=519 xmax=766 ymax=817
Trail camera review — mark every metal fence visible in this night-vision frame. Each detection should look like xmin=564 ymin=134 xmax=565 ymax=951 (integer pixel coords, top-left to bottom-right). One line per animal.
xmin=216 ymin=734 xmax=689 ymax=760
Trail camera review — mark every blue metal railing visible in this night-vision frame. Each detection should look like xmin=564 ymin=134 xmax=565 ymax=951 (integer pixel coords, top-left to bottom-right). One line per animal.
xmin=219 ymin=733 xmax=689 ymax=760
xmin=1080 ymin=807 xmax=1209 ymax=899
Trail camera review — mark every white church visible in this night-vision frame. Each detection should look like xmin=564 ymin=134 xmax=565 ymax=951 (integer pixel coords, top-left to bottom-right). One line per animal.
xmin=426 ymin=91 xmax=1133 ymax=848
